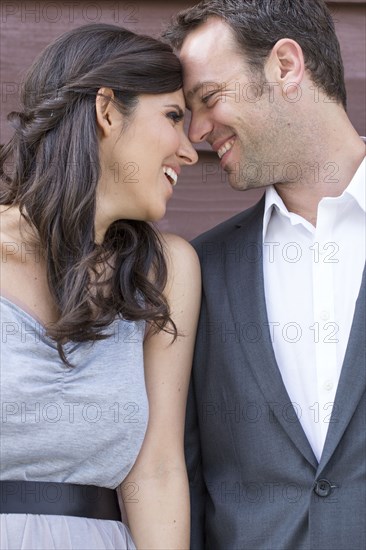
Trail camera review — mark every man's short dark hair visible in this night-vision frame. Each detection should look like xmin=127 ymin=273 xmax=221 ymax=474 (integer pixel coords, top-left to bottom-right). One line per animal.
xmin=162 ymin=0 xmax=347 ymax=108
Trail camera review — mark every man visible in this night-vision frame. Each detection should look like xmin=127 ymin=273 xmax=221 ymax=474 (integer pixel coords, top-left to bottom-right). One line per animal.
xmin=163 ymin=1 xmax=365 ymax=548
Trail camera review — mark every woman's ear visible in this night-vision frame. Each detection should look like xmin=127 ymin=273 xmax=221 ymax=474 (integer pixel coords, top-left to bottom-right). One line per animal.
xmin=265 ymin=38 xmax=305 ymax=88
xmin=95 ymin=87 xmax=119 ymax=138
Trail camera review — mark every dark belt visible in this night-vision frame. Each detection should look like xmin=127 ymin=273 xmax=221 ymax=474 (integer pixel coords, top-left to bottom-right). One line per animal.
xmin=0 ymin=480 xmax=121 ymax=521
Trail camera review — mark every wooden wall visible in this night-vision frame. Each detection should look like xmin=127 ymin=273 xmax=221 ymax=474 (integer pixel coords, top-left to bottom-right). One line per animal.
xmin=1 ymin=1 xmax=364 ymax=239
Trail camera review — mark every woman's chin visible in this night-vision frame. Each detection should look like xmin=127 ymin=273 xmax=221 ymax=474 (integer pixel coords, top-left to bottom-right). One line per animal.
xmin=147 ymin=205 xmax=168 ymax=223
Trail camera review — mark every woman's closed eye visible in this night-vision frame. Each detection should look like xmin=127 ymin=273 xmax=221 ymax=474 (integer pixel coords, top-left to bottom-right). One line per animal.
xmin=166 ymin=109 xmax=184 ymax=124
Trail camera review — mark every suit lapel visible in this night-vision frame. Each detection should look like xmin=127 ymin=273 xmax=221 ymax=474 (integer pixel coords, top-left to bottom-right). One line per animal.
xmin=317 ymin=263 xmax=366 ymax=474
xmin=224 ymin=198 xmax=318 ymax=469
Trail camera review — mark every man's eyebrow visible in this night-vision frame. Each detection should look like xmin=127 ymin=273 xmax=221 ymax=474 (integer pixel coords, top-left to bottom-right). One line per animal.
xmin=186 ymin=81 xmax=221 ymax=99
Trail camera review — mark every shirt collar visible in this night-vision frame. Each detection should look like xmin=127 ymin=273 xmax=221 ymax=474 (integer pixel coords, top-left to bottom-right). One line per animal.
xmin=263 ymin=152 xmax=366 ymax=241
xmin=341 ymin=156 xmax=365 ymax=213
xmin=262 ymin=185 xmax=312 ymax=239
xmin=263 ymin=185 xmax=285 ymax=240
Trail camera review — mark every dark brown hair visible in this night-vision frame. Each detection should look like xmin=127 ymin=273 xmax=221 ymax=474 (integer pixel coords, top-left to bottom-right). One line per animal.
xmin=1 ymin=23 xmax=183 ymax=362
xmin=162 ymin=0 xmax=347 ymax=108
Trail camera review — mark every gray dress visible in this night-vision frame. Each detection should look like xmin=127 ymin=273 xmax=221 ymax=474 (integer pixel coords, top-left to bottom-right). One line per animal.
xmin=0 ymin=296 xmax=149 ymax=549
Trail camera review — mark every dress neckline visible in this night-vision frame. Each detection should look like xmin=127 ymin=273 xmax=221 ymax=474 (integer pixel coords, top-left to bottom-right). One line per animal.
xmin=0 ymin=295 xmax=75 ymax=351
xmin=0 ymin=293 xmax=51 ymax=333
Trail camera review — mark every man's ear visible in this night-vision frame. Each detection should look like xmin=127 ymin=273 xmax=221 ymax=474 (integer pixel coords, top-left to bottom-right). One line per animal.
xmin=265 ymin=38 xmax=305 ymax=89
xmin=95 ymin=87 xmax=119 ymax=137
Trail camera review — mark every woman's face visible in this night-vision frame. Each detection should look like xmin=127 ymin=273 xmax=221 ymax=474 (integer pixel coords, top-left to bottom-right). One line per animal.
xmin=96 ymin=89 xmax=198 ymax=237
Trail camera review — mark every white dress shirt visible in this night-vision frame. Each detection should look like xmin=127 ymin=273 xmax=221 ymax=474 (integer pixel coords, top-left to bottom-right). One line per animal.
xmin=263 ymin=156 xmax=365 ymax=461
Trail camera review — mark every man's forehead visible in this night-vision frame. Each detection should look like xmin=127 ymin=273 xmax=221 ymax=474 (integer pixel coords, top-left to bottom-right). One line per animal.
xmin=179 ymin=18 xmax=239 ymax=96
xmin=180 ymin=17 xmax=235 ymax=65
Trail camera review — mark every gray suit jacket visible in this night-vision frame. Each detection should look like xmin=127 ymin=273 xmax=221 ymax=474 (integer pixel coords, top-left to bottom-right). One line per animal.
xmin=187 ymin=197 xmax=366 ymax=549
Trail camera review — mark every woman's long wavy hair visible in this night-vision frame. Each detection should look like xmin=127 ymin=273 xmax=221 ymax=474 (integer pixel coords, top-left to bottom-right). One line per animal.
xmin=0 ymin=23 xmax=183 ymax=362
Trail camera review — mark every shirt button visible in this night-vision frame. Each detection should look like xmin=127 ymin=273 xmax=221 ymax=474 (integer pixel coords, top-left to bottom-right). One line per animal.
xmin=323 ymin=380 xmax=334 ymax=391
xmin=320 ymin=310 xmax=330 ymax=321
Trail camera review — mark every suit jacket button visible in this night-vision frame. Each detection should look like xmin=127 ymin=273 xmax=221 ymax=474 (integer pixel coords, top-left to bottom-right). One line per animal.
xmin=314 ymin=479 xmax=332 ymax=497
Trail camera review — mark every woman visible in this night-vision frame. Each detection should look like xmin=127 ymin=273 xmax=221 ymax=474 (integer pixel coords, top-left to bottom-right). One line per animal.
xmin=0 ymin=23 xmax=200 ymax=549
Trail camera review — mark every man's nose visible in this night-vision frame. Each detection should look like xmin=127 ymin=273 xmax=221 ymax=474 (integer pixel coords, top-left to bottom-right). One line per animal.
xmin=178 ymin=132 xmax=199 ymax=165
xmin=188 ymin=112 xmax=213 ymax=144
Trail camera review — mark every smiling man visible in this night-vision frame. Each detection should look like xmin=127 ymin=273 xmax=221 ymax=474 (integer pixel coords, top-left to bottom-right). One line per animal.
xmin=163 ymin=1 xmax=366 ymax=549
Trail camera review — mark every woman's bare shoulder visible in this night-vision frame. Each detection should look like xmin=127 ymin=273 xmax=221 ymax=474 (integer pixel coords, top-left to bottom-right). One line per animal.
xmin=159 ymin=232 xmax=201 ymax=302
xmin=160 ymin=232 xmax=200 ymax=268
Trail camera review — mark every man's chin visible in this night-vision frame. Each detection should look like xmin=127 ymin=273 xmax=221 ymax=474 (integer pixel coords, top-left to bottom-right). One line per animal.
xmin=225 ymin=166 xmax=248 ymax=191
xmin=223 ymin=163 xmax=240 ymax=188
xmin=227 ymin=170 xmax=268 ymax=192
xmin=227 ymin=173 xmax=248 ymax=191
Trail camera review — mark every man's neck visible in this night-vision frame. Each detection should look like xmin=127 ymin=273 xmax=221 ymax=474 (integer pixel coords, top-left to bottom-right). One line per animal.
xmin=274 ymin=124 xmax=365 ymax=226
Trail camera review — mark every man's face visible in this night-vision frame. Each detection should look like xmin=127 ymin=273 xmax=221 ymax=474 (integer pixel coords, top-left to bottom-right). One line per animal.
xmin=180 ymin=17 xmax=289 ymax=191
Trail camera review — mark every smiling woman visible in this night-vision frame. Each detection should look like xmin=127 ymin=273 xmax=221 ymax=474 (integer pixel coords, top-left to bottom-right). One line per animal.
xmin=0 ymin=23 xmax=200 ymax=550
xmin=95 ymin=91 xmax=195 ymax=230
